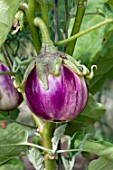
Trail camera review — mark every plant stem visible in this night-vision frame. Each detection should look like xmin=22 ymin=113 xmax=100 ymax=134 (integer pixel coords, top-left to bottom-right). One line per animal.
xmin=1 ymin=44 xmax=23 ymax=81
xmin=7 ymin=142 xmax=53 ymax=153
xmin=32 ymin=113 xmax=43 ymax=127
xmin=57 ymin=140 xmax=113 ymax=160
xmin=64 ymin=0 xmax=69 ymax=39
xmin=0 ymin=71 xmax=15 ymax=76
xmin=32 ymin=115 xmax=56 ymax=169
xmin=66 ymin=0 xmax=87 ymax=55
xmin=0 ymin=114 xmax=37 ymax=129
xmin=34 ymin=17 xmax=52 ymax=44
xmin=41 ymin=122 xmax=56 ymax=170
xmin=85 ymin=12 xmax=104 ymax=17
xmin=19 ymin=3 xmax=28 ymax=13
xmin=55 ymin=18 xmax=113 ymax=46
xmin=54 ymin=0 xmax=59 ymax=42
xmin=27 ymin=0 xmax=41 ymax=55
xmin=38 ymin=0 xmax=50 ymax=31
xmin=70 ymin=12 xmax=104 ymax=19
xmin=58 ymin=140 xmax=62 ymax=170
xmin=14 ymin=120 xmax=37 ymax=129
xmin=1 ymin=45 xmax=13 ymax=70
xmin=57 ymin=148 xmax=82 ymax=154
xmin=25 ymin=142 xmax=53 ymax=153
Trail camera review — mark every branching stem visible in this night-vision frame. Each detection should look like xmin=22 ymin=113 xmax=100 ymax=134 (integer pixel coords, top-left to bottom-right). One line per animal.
xmin=1 ymin=45 xmax=13 ymax=70
xmin=41 ymin=122 xmax=56 ymax=170
xmin=55 ymin=19 xmax=113 ymax=46
xmin=64 ymin=0 xmax=69 ymax=39
xmin=34 ymin=17 xmax=52 ymax=44
xmin=27 ymin=0 xmax=41 ymax=55
xmin=54 ymin=0 xmax=59 ymax=42
xmin=38 ymin=0 xmax=50 ymax=31
xmin=66 ymin=0 xmax=87 ymax=55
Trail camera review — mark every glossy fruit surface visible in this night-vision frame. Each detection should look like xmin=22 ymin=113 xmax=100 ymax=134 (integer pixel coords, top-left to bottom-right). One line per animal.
xmin=25 ymin=64 xmax=88 ymax=122
xmin=0 ymin=62 xmax=23 ymax=111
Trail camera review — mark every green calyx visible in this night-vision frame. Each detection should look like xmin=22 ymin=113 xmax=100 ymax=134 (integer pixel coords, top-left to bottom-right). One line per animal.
xmin=36 ymin=49 xmax=97 ymax=90
xmin=36 ymin=49 xmax=62 ymax=90
xmin=13 ymin=49 xmax=96 ymax=92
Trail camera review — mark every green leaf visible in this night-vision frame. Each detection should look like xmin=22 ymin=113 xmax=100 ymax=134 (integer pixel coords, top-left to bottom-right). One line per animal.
xmin=0 ymin=0 xmax=20 ymax=47
xmin=106 ymin=0 xmax=113 ymax=11
xmin=0 ymin=108 xmax=20 ymax=122
xmin=79 ymin=94 xmax=105 ymax=120
xmin=8 ymin=108 xmax=20 ymax=120
xmin=65 ymin=94 xmax=105 ymax=136
xmin=0 ymin=123 xmax=28 ymax=165
xmin=28 ymin=148 xmax=45 ymax=170
xmin=100 ymin=0 xmax=108 ymax=3
xmin=0 ymin=158 xmax=25 ymax=170
xmin=62 ymin=134 xmax=92 ymax=170
xmin=61 ymin=156 xmax=75 ymax=170
xmin=72 ymin=139 xmax=113 ymax=160
xmin=69 ymin=0 xmax=113 ymax=66
xmin=89 ymin=31 xmax=113 ymax=94
xmin=88 ymin=157 xmax=113 ymax=170
xmin=0 ymin=54 xmax=8 ymax=65
xmin=70 ymin=133 xmax=92 ymax=151
xmin=0 ymin=164 xmax=24 ymax=170
xmin=52 ymin=124 xmax=67 ymax=151
xmin=67 ymin=137 xmax=113 ymax=160
xmin=98 ymin=2 xmax=113 ymax=18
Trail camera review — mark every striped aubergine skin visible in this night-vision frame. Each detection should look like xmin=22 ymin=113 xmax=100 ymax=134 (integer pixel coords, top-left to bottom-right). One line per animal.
xmin=25 ymin=65 xmax=88 ymax=122
xmin=0 ymin=62 xmax=23 ymax=111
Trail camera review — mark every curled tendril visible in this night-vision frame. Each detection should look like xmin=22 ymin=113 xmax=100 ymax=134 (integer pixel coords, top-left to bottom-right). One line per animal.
xmin=78 ymin=64 xmax=90 ymax=75
xmin=63 ymin=54 xmax=97 ymax=79
xmin=12 ymin=77 xmax=21 ymax=92
xmin=13 ymin=78 xmax=25 ymax=93
xmin=85 ymin=65 xmax=97 ymax=79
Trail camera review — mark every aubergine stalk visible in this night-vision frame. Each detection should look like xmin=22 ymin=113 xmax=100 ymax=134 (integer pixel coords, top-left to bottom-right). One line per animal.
xmin=0 ymin=62 xmax=23 ymax=111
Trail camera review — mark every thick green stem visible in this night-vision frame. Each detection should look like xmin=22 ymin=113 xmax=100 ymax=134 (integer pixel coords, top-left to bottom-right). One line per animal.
xmin=27 ymin=0 xmax=41 ymax=55
xmin=66 ymin=0 xmax=87 ymax=55
xmin=19 ymin=3 xmax=28 ymax=13
xmin=41 ymin=122 xmax=56 ymax=170
xmin=64 ymin=0 xmax=69 ymax=39
xmin=34 ymin=17 xmax=52 ymax=44
xmin=32 ymin=113 xmax=43 ymax=127
xmin=54 ymin=0 xmax=59 ymax=42
xmin=55 ymin=18 xmax=113 ymax=46
xmin=38 ymin=0 xmax=50 ymax=31
xmin=33 ymin=115 xmax=56 ymax=169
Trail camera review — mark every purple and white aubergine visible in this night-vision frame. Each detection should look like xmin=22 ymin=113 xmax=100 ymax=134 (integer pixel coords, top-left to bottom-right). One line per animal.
xmin=0 ymin=62 xmax=23 ymax=111
xmin=25 ymin=17 xmax=96 ymax=122
xmin=25 ymin=44 xmax=96 ymax=122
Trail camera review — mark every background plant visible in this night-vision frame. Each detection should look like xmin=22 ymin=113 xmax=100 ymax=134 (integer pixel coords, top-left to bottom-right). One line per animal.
xmin=0 ymin=0 xmax=113 ymax=170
